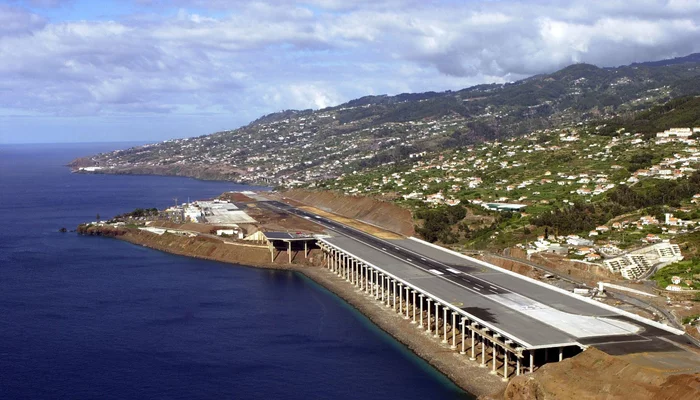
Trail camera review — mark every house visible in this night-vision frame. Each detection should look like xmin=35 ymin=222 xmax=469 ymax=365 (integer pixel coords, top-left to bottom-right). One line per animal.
xmin=595 ymin=225 xmax=609 ymax=233
xmin=589 ymin=230 xmax=599 ymax=237
xmin=585 ymin=253 xmax=601 ymax=261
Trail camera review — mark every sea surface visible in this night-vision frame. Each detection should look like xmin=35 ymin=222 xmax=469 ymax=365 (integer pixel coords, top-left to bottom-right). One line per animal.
xmin=0 ymin=143 xmax=471 ymax=399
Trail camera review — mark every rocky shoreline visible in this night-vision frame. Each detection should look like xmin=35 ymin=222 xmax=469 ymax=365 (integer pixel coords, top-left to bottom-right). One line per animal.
xmin=83 ymin=227 xmax=505 ymax=398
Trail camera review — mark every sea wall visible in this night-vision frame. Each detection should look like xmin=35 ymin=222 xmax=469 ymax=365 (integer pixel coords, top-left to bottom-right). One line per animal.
xmin=282 ymin=189 xmax=415 ymax=236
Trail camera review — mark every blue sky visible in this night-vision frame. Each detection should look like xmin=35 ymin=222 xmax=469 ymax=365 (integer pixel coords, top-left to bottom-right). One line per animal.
xmin=1 ymin=0 xmax=699 ymax=144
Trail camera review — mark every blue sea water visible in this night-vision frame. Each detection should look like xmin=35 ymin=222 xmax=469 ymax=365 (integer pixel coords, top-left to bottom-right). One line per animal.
xmin=0 ymin=143 xmax=471 ymax=399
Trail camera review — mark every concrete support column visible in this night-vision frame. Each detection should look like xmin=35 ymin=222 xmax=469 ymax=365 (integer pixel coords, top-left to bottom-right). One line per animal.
xmin=349 ymin=259 xmax=354 ymax=284
xmin=398 ymin=283 xmax=403 ymax=314
xmin=392 ymin=280 xmax=397 ymax=310
xmin=480 ymin=335 xmax=487 ymax=368
xmin=374 ymin=271 xmax=379 ymax=299
xmin=529 ymin=351 xmax=534 ymax=374
xmin=442 ymin=306 xmax=448 ymax=342
xmin=434 ymin=302 xmax=440 ymax=338
xmin=404 ymin=287 xmax=410 ymax=320
xmin=411 ymin=291 xmax=417 ymax=323
xmin=287 ymin=241 xmax=292 ymax=264
xmin=426 ymin=299 xmax=432 ymax=334
xmin=491 ymin=344 xmax=497 ymax=374
xmin=451 ymin=312 xmax=457 ymax=350
xmin=363 ymin=265 xmax=368 ymax=292
xmin=381 ymin=275 xmax=386 ymax=302
xmin=460 ymin=318 xmax=466 ymax=355
xmin=353 ymin=260 xmax=359 ymax=287
xmin=559 ymin=347 xmax=563 ymax=362
xmin=503 ymin=351 xmax=509 ymax=381
xmin=470 ymin=327 xmax=476 ymax=360
xmin=516 ymin=356 xmax=521 ymax=376
xmin=418 ymin=294 xmax=424 ymax=328
xmin=344 ymin=255 xmax=349 ymax=281
xmin=386 ymin=278 xmax=391 ymax=307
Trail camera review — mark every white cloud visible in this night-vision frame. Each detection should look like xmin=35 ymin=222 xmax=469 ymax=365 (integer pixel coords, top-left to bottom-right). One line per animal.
xmin=0 ymin=0 xmax=699 ymax=138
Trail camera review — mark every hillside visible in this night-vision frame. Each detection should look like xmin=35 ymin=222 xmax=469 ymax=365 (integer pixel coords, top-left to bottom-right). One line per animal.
xmin=324 ymin=96 xmax=700 ymax=253
xmin=70 ymin=54 xmax=700 ymax=186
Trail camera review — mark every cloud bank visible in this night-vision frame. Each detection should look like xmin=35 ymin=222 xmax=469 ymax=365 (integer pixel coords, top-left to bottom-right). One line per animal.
xmin=1 ymin=0 xmax=699 ymax=142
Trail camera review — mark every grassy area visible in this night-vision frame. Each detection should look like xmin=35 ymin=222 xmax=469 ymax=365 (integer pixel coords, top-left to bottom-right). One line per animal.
xmin=651 ymin=259 xmax=700 ymax=289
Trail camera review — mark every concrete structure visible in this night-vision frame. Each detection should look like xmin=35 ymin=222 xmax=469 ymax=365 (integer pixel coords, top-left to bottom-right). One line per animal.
xmin=604 ymin=242 xmax=683 ymax=279
xmin=263 ymin=200 xmax=688 ymax=381
xmin=262 ymin=231 xmax=317 ymax=263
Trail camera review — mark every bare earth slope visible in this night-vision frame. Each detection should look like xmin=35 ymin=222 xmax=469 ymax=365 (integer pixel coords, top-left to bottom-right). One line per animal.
xmin=484 ymin=347 xmax=700 ymax=400
xmin=281 ymin=189 xmax=415 ymax=236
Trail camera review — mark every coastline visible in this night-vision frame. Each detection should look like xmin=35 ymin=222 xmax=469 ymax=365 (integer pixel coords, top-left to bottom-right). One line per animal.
xmin=96 ymin=228 xmax=505 ymax=398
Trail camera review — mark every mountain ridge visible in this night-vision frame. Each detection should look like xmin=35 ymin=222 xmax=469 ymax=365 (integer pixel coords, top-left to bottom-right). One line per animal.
xmin=71 ymin=53 xmax=700 ymax=186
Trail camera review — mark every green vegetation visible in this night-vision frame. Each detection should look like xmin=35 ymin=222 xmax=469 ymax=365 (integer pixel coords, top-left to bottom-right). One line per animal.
xmin=651 ymin=259 xmax=700 ymax=289
xmin=595 ymin=96 xmax=700 ymax=137
xmin=533 ymin=171 xmax=700 ymax=235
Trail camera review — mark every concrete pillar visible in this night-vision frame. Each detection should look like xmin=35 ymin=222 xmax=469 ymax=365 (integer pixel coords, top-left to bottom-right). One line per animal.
xmin=503 ymin=351 xmax=509 ymax=381
xmin=398 ymin=283 xmax=403 ymax=314
xmin=411 ymin=291 xmax=417 ymax=324
xmin=418 ymin=294 xmax=424 ymax=328
xmin=480 ymin=335 xmax=487 ymax=368
xmin=304 ymin=241 xmax=308 ymax=259
xmin=559 ymin=347 xmax=563 ymax=362
xmin=470 ymin=327 xmax=476 ymax=360
xmin=491 ymin=344 xmax=497 ymax=374
xmin=392 ymin=280 xmax=397 ymax=310
xmin=529 ymin=351 xmax=534 ymax=374
xmin=433 ymin=302 xmax=440 ymax=338
xmin=544 ymin=348 xmax=549 ymax=363
xmin=364 ymin=265 xmax=368 ymax=292
xmin=426 ymin=299 xmax=432 ymax=334
xmin=451 ymin=312 xmax=457 ymax=350
xmin=516 ymin=356 xmax=521 ymax=376
xmin=404 ymin=287 xmax=410 ymax=320
xmin=353 ymin=260 xmax=358 ymax=286
xmin=381 ymin=275 xmax=385 ymax=302
xmin=460 ymin=318 xmax=466 ymax=355
xmin=374 ymin=271 xmax=379 ymax=299
xmin=441 ymin=306 xmax=447 ymax=342
xmin=288 ymin=241 xmax=292 ymax=264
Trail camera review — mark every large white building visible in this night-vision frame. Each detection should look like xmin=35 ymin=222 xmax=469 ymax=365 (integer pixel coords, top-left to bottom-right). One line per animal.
xmin=603 ymin=242 xmax=683 ymax=280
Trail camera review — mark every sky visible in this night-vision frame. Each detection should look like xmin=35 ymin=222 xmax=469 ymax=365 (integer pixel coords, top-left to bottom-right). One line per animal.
xmin=0 ymin=0 xmax=699 ymax=144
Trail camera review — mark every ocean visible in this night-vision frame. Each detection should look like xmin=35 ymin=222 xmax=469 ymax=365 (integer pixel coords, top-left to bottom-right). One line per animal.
xmin=0 ymin=143 xmax=471 ymax=399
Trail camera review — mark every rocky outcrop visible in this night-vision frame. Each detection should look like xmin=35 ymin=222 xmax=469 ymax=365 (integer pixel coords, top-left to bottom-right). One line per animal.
xmin=484 ymin=347 xmax=700 ymax=400
xmin=282 ymin=189 xmax=415 ymax=236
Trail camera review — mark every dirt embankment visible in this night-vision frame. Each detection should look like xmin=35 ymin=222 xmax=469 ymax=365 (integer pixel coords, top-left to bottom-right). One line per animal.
xmin=107 ymin=228 xmax=318 ymax=268
xmin=483 ymin=347 xmax=700 ymax=400
xmin=282 ymin=189 xmax=415 ymax=236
